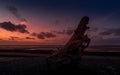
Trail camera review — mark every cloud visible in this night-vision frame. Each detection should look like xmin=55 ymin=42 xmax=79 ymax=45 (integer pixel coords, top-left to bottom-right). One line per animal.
xmin=99 ymin=28 xmax=120 ymax=36
xmin=91 ymin=37 xmax=120 ymax=45
xmin=31 ymin=32 xmax=56 ymax=39
xmin=26 ymin=37 xmax=35 ymax=40
xmin=0 ymin=21 xmax=29 ymax=33
xmin=31 ymin=32 xmax=37 ymax=36
xmin=9 ymin=36 xmax=19 ymax=40
xmin=7 ymin=6 xmax=27 ymax=22
xmin=52 ymin=29 xmax=73 ymax=35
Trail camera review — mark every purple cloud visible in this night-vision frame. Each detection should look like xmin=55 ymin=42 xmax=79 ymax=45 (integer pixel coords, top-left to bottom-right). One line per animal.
xmin=26 ymin=37 xmax=35 ymax=40
xmin=99 ymin=28 xmax=120 ymax=36
xmin=0 ymin=21 xmax=29 ymax=33
xmin=31 ymin=32 xmax=56 ymax=39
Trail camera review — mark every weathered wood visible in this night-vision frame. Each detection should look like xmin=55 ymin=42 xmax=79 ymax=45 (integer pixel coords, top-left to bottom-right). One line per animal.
xmin=47 ymin=16 xmax=91 ymax=68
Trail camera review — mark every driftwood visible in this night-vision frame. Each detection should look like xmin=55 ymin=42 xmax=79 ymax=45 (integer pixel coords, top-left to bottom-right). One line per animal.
xmin=47 ymin=16 xmax=91 ymax=69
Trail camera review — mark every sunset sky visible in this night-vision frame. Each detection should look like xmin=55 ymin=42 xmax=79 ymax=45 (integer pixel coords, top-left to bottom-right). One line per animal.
xmin=0 ymin=0 xmax=120 ymax=45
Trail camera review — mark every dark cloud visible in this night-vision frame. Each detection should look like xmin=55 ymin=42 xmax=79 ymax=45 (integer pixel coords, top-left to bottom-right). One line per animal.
xmin=100 ymin=31 xmax=111 ymax=35
xmin=0 ymin=21 xmax=29 ymax=33
xmin=31 ymin=32 xmax=56 ymax=39
xmin=37 ymin=33 xmax=45 ymax=39
xmin=31 ymin=32 xmax=37 ymax=36
xmin=99 ymin=28 xmax=120 ymax=36
xmin=26 ymin=37 xmax=35 ymax=40
xmin=7 ymin=6 xmax=27 ymax=22
xmin=9 ymin=36 xmax=19 ymax=40
xmin=53 ymin=29 xmax=73 ymax=35
xmin=91 ymin=37 xmax=120 ymax=45
xmin=41 ymin=32 xmax=56 ymax=38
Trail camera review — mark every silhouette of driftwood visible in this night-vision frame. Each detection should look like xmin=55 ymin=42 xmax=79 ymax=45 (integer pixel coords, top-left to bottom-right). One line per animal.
xmin=47 ymin=16 xmax=91 ymax=69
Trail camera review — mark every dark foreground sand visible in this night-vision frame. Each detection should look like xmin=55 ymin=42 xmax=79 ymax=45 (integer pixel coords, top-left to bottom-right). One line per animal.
xmin=0 ymin=55 xmax=120 ymax=75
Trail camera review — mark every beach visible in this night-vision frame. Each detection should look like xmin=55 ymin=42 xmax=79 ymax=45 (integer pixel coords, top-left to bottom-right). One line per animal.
xmin=0 ymin=45 xmax=120 ymax=75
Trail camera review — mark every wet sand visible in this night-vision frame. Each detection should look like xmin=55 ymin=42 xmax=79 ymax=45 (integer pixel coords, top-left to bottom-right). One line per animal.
xmin=0 ymin=45 xmax=120 ymax=75
xmin=0 ymin=54 xmax=120 ymax=75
